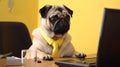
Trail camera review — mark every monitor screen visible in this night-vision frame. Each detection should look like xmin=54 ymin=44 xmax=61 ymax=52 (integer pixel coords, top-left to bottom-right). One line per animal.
xmin=96 ymin=8 xmax=120 ymax=67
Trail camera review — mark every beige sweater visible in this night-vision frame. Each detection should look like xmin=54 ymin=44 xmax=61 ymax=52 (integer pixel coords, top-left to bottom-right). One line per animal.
xmin=26 ymin=27 xmax=76 ymax=59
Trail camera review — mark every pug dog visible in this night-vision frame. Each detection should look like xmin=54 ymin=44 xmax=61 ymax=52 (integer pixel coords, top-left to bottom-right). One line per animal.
xmin=25 ymin=4 xmax=86 ymax=60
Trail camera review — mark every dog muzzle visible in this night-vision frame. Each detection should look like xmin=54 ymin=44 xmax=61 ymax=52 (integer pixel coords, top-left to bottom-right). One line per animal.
xmin=53 ymin=19 xmax=70 ymax=35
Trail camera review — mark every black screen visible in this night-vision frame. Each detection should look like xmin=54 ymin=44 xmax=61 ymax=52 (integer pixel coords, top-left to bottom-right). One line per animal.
xmin=96 ymin=8 xmax=120 ymax=67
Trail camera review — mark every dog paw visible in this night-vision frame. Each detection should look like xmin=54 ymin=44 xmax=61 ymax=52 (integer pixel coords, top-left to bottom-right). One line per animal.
xmin=43 ymin=55 xmax=53 ymax=61
xmin=75 ymin=53 xmax=86 ymax=59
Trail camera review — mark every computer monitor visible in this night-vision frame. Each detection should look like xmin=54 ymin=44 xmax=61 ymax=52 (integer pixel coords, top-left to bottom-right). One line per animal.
xmin=96 ymin=8 xmax=120 ymax=67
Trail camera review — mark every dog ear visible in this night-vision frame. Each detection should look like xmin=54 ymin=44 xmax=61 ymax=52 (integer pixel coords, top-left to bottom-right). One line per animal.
xmin=63 ymin=5 xmax=73 ymax=17
xmin=39 ymin=5 xmax=52 ymax=18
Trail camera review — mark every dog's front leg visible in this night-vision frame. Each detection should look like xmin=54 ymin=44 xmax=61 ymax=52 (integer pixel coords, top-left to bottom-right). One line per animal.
xmin=73 ymin=51 xmax=86 ymax=59
xmin=37 ymin=50 xmax=53 ymax=60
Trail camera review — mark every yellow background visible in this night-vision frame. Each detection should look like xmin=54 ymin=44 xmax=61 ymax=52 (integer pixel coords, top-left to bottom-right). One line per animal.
xmin=0 ymin=0 xmax=120 ymax=55
xmin=38 ymin=0 xmax=120 ymax=54
xmin=0 ymin=0 xmax=38 ymax=38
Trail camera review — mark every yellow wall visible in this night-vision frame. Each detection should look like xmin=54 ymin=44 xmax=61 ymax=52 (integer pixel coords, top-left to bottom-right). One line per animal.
xmin=38 ymin=0 xmax=120 ymax=54
xmin=0 ymin=0 xmax=38 ymax=38
xmin=1 ymin=0 xmax=120 ymax=55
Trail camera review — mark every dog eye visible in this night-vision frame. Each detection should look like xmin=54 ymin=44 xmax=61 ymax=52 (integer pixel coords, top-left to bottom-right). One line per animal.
xmin=49 ymin=15 xmax=59 ymax=23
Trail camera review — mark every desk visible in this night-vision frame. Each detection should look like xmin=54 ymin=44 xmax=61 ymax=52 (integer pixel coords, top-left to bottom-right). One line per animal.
xmin=0 ymin=58 xmax=79 ymax=67
xmin=0 ymin=54 xmax=96 ymax=67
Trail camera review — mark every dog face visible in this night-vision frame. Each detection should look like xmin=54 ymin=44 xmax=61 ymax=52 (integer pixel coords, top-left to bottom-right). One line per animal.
xmin=39 ymin=5 xmax=73 ymax=37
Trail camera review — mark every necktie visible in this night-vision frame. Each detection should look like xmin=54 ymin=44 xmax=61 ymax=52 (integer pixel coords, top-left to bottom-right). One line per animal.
xmin=40 ymin=29 xmax=63 ymax=57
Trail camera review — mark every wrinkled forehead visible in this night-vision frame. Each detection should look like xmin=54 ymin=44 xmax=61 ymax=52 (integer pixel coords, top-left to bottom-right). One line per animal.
xmin=47 ymin=5 xmax=68 ymax=17
xmin=52 ymin=5 xmax=66 ymax=11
